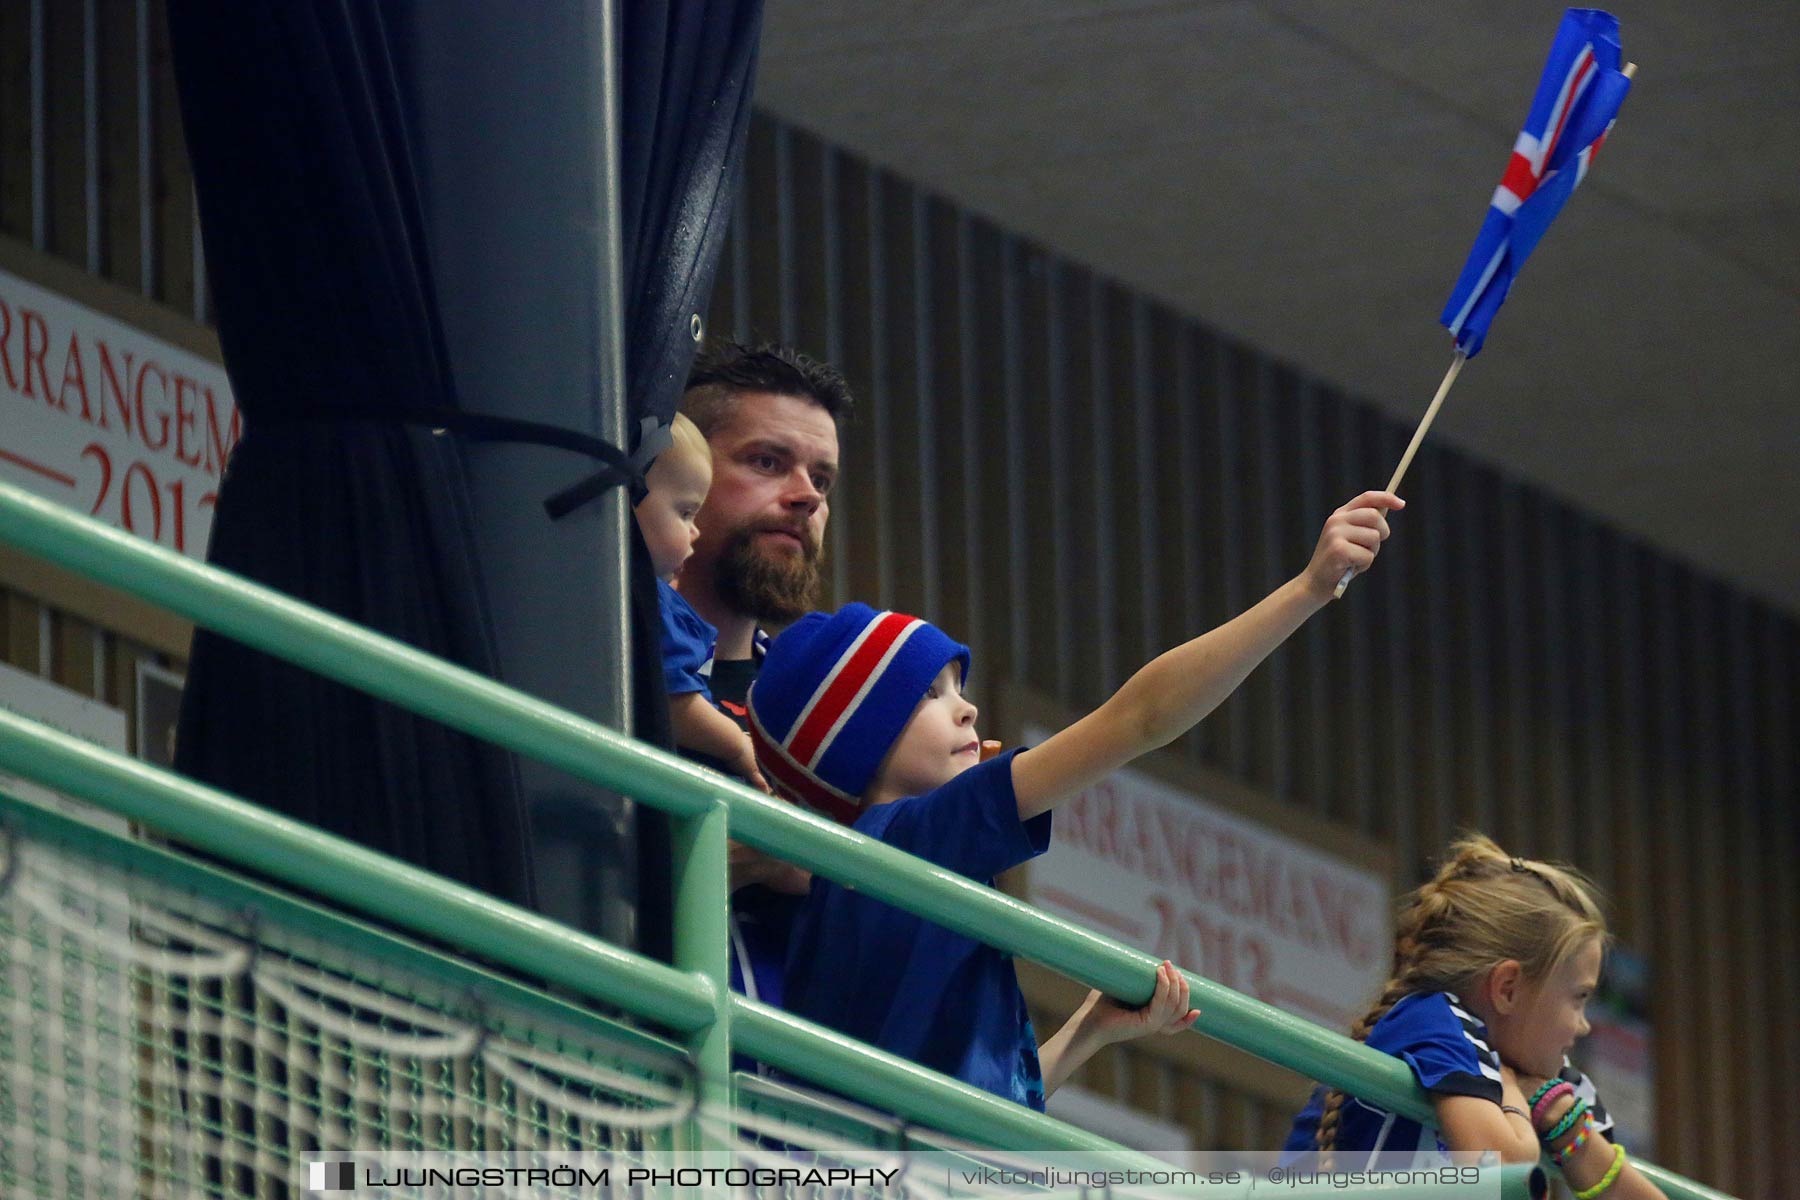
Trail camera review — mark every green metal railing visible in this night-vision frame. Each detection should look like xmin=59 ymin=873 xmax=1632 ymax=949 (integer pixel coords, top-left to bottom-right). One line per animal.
xmin=0 ymin=480 xmax=1728 ymax=1200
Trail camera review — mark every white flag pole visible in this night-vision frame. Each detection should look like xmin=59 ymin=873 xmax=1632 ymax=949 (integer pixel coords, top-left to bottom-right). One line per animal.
xmin=1333 ymin=349 xmax=1467 ymax=598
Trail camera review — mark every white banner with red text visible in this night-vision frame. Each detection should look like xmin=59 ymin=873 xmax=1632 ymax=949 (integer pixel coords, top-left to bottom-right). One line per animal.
xmin=1 ymin=267 xmax=239 ymax=560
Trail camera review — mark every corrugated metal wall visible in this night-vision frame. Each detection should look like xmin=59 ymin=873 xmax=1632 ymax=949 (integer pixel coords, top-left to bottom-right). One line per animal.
xmin=0 ymin=0 xmax=205 ymax=317
xmin=710 ymin=113 xmax=1798 ymax=1196
xmin=1 ymin=11 xmax=1794 ymax=1192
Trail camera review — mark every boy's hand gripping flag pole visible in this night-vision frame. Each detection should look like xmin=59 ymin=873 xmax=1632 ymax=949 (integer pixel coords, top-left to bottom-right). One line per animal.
xmin=1334 ymin=9 xmax=1635 ymax=598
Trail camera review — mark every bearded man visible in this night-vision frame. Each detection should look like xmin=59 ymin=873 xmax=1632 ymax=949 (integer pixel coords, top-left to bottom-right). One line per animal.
xmin=674 ymin=341 xmax=853 ymax=1005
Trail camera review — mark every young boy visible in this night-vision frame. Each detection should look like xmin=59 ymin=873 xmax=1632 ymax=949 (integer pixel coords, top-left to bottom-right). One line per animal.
xmin=636 ymin=414 xmax=768 ymax=792
xmin=747 ymin=491 xmax=1403 ymax=1107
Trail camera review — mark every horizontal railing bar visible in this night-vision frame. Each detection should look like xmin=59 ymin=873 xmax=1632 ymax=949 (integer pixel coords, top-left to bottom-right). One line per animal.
xmin=0 ymin=707 xmax=718 ymax=1034
xmin=0 ymin=483 xmax=1734 ymax=1200
xmin=0 ymin=484 xmax=729 ymax=821
xmin=0 ymin=792 xmax=689 ymax=1064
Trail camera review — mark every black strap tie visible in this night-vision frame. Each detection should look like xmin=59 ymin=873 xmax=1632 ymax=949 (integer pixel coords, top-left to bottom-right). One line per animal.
xmin=256 ymin=406 xmax=673 ymax=518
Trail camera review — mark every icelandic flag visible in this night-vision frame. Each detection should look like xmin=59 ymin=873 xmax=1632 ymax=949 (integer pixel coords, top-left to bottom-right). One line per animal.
xmin=1440 ymin=9 xmax=1633 ymax=356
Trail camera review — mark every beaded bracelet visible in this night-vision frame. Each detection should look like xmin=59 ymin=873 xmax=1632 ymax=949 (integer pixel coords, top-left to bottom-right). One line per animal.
xmin=1573 ymin=1143 xmax=1626 ymax=1200
xmin=1554 ymin=1117 xmax=1594 ymax=1163
xmin=1530 ymin=1080 xmax=1575 ymax=1125
xmin=1544 ymin=1097 xmax=1591 ymax=1144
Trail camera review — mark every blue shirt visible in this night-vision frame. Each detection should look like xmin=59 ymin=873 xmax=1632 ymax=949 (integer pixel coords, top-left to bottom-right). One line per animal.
xmin=1284 ymin=992 xmax=1615 ymax=1166
xmin=657 ymin=579 xmax=716 ymax=698
xmin=784 ymin=750 xmax=1053 ymax=1109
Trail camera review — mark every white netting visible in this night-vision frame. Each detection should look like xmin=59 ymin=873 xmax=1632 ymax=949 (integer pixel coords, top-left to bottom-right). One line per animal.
xmin=0 ymin=826 xmax=695 ymax=1199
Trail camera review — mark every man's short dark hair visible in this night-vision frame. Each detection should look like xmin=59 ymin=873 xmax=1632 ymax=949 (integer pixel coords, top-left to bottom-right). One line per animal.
xmin=682 ymin=341 xmax=854 ymax=437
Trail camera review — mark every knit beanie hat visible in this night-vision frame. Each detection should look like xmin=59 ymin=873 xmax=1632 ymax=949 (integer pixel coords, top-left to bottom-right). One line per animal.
xmin=747 ymin=603 xmax=972 ymax=824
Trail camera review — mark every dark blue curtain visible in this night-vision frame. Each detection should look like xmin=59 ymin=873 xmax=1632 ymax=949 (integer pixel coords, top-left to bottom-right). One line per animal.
xmin=620 ymin=0 xmax=761 ymax=427
xmin=166 ymin=1 xmax=762 ymax=948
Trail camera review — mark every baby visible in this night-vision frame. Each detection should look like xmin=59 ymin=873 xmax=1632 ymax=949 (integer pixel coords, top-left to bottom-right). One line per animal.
xmin=636 ymin=414 xmax=768 ymax=791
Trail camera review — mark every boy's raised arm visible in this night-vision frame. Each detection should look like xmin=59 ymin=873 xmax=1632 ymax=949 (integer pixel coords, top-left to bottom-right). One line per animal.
xmin=1010 ymin=491 xmax=1402 ymax=820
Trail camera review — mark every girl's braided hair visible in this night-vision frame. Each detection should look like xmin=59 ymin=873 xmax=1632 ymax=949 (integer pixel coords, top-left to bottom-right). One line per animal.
xmin=1313 ymin=833 xmax=1608 ymax=1159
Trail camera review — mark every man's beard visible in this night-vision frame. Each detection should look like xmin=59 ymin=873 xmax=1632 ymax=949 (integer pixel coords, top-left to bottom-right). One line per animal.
xmin=714 ymin=520 xmax=824 ymax=625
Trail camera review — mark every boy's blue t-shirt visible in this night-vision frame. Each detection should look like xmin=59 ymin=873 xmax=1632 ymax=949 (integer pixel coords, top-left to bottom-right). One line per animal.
xmin=657 ymin=578 xmax=716 ymax=698
xmin=1282 ymin=991 xmax=1614 ymax=1165
xmin=784 ymin=749 xmax=1054 ymax=1109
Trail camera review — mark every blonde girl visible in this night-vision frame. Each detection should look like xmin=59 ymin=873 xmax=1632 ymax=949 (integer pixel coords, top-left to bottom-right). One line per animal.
xmin=1284 ymin=834 xmax=1665 ymax=1200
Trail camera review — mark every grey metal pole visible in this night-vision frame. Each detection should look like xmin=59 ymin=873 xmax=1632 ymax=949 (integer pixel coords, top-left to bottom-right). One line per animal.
xmin=593 ymin=0 xmax=632 ymax=740
xmin=401 ymin=0 xmax=642 ymax=945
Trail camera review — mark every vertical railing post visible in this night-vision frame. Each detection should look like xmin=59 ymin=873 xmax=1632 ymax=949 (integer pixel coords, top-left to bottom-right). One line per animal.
xmin=592 ymin=0 xmax=632 ymax=748
xmin=671 ymin=797 xmax=732 ymax=1154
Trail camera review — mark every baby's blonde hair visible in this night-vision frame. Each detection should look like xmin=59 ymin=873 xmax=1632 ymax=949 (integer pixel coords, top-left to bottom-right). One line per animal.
xmin=1314 ymin=833 xmax=1608 ymax=1155
xmin=658 ymin=411 xmax=711 ymax=477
